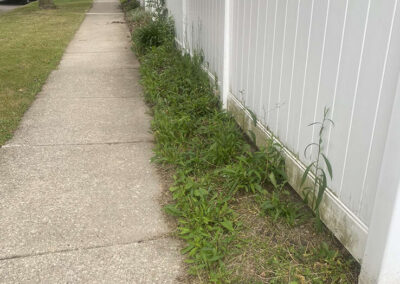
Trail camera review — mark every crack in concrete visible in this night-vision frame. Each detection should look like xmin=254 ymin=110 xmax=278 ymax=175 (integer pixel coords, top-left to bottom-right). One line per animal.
xmin=0 ymin=234 xmax=172 ymax=262
xmin=65 ymin=51 xmax=127 ymax=54
xmin=35 ymin=96 xmax=141 ymax=100
xmin=2 ymin=140 xmax=155 ymax=149
xmin=86 ymin=13 xmax=124 ymax=15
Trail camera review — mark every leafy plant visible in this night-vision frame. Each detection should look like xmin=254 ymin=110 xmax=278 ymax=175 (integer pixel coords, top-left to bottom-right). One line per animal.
xmin=120 ymin=0 xmax=140 ymax=12
xmin=263 ymin=136 xmax=287 ymax=186
xmin=300 ymin=107 xmax=334 ymax=221
xmin=132 ymin=17 xmax=175 ymax=56
xmin=145 ymin=0 xmax=168 ymax=20
xmin=126 ymin=8 xmax=152 ymax=28
xmin=317 ymin=242 xmax=339 ymax=261
xmin=261 ymin=190 xmax=303 ymax=226
xmin=166 ymin=172 xmax=239 ymax=274
xmin=137 ymin=43 xmax=246 ymax=279
xmin=127 ymin=0 xmax=174 ymax=56
xmin=221 ymin=151 xmax=269 ymax=195
xmin=123 ymin=1 xmax=354 ymax=280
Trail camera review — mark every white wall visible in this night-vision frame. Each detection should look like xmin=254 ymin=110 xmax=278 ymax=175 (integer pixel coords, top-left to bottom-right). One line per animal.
xmin=166 ymin=0 xmax=183 ymax=44
xmin=229 ymin=0 xmax=400 ymax=230
xmin=359 ymin=73 xmax=400 ymax=284
xmin=167 ymin=0 xmax=225 ymax=86
xmin=161 ymin=0 xmax=400 ymax=282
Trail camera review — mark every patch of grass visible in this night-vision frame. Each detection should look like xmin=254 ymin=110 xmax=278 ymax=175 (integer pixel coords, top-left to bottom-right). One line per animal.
xmin=120 ymin=0 xmax=139 ymax=12
xmin=228 ymin=195 xmax=359 ymax=283
xmin=124 ymin=4 xmax=359 ymax=283
xmin=0 ymin=0 xmax=92 ymax=145
xmin=131 ymin=9 xmax=174 ymax=56
xmin=125 ymin=7 xmax=151 ymax=29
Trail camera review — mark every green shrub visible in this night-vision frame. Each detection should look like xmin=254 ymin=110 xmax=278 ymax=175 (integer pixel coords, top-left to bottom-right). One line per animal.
xmin=130 ymin=13 xmax=301 ymax=279
xmin=120 ymin=0 xmax=140 ymax=12
xmin=132 ymin=18 xmax=175 ymax=56
xmin=124 ymin=2 xmax=358 ymax=282
xmin=126 ymin=8 xmax=151 ymax=27
xmin=137 ymin=41 xmax=291 ymax=280
xmin=221 ymin=151 xmax=269 ymax=195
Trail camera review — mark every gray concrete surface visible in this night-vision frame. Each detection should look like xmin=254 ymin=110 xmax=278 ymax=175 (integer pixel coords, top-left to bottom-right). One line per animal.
xmin=0 ymin=0 xmax=22 ymax=14
xmin=0 ymin=239 xmax=182 ymax=283
xmin=0 ymin=0 xmax=183 ymax=282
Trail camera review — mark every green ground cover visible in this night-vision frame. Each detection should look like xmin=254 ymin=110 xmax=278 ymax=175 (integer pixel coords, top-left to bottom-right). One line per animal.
xmin=123 ymin=1 xmax=360 ymax=283
xmin=0 ymin=0 xmax=92 ymax=145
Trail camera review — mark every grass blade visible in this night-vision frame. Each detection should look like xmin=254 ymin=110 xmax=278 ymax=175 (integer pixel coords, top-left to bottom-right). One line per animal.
xmin=321 ymin=153 xmax=333 ymax=179
xmin=300 ymin=163 xmax=314 ymax=187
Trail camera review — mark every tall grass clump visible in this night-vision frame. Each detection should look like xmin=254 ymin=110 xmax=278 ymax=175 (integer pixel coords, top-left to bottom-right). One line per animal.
xmin=130 ymin=0 xmax=175 ymax=56
xmin=126 ymin=8 xmax=151 ymax=28
xmin=120 ymin=0 xmax=140 ymax=12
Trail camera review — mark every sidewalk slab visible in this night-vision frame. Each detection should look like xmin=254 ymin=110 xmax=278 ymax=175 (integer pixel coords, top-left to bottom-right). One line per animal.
xmin=0 ymin=238 xmax=182 ymax=284
xmin=39 ymin=68 xmax=142 ymax=99
xmin=0 ymin=0 xmax=183 ymax=281
xmin=66 ymin=36 xmax=131 ymax=53
xmin=7 ymin=97 xmax=152 ymax=146
xmin=89 ymin=1 xmax=121 ymax=13
xmin=59 ymin=52 xmax=140 ymax=69
xmin=0 ymin=143 xmax=169 ymax=259
xmin=73 ymin=17 xmax=130 ymax=42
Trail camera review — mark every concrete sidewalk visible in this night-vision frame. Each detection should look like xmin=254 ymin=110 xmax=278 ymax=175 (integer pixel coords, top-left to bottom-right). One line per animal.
xmin=0 ymin=1 xmax=182 ymax=282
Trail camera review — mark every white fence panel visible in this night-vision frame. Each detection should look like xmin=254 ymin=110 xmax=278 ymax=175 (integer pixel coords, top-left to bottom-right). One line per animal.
xmin=166 ymin=0 xmax=225 ymax=85
xmin=158 ymin=0 xmax=400 ymax=281
xmin=340 ymin=0 xmax=400 ymax=225
xmin=188 ymin=0 xmax=225 ymax=84
xmin=230 ymin=0 xmax=400 ymax=233
xmin=166 ymin=0 xmax=183 ymax=44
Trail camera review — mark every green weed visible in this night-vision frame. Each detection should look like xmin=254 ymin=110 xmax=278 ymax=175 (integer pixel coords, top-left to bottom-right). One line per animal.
xmin=126 ymin=7 xmax=151 ymax=28
xmin=128 ymin=0 xmax=174 ymax=56
xmin=145 ymin=0 xmax=168 ymax=19
xmin=221 ymin=151 xmax=269 ymax=195
xmin=120 ymin=0 xmax=140 ymax=12
xmin=301 ymin=107 xmax=334 ymax=223
xmin=132 ymin=19 xmax=175 ymax=56
xmin=138 ymin=43 xmax=247 ymax=278
xmin=261 ymin=190 xmax=304 ymax=226
xmin=123 ymin=3 xmax=358 ymax=282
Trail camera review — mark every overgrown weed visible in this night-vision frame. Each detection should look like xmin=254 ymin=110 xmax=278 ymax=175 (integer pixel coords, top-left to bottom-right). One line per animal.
xmin=301 ymin=107 xmax=334 ymax=227
xmin=125 ymin=7 xmax=151 ymax=30
xmin=122 ymin=2 xmax=359 ymax=282
xmin=120 ymin=0 xmax=140 ymax=12
xmin=130 ymin=0 xmax=174 ymax=56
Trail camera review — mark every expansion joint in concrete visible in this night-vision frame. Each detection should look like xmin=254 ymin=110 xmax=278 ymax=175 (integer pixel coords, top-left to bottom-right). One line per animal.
xmin=0 ymin=234 xmax=172 ymax=262
xmin=2 ymin=140 xmax=155 ymax=149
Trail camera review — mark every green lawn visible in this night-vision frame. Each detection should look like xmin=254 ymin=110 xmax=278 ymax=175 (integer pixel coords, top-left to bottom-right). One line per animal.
xmin=0 ymin=0 xmax=92 ymax=145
